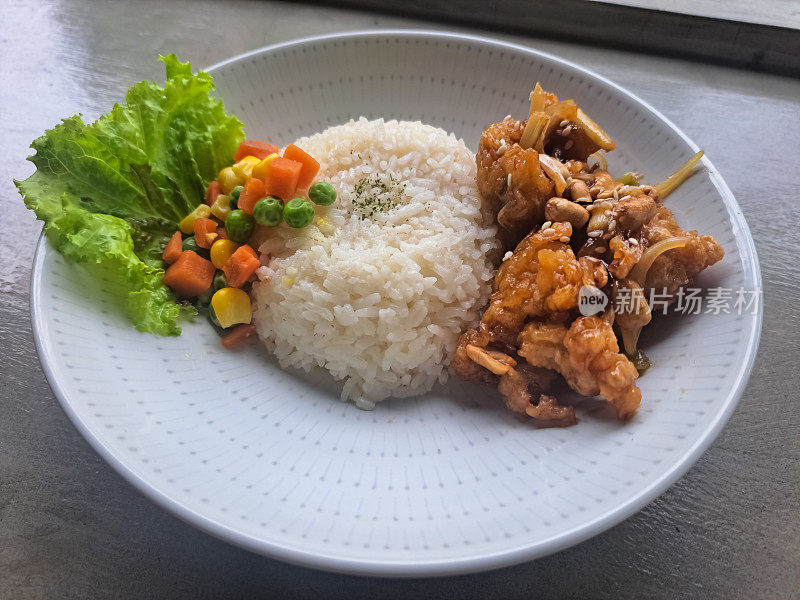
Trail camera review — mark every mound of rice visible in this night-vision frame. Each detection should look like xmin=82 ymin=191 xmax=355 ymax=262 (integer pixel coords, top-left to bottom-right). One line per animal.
xmin=252 ymin=118 xmax=499 ymax=408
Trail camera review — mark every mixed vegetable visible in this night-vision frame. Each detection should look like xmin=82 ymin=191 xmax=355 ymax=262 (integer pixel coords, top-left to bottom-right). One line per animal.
xmin=17 ymin=54 xmax=338 ymax=343
xmin=160 ymin=138 xmax=336 ymax=349
xmin=16 ymin=56 xmax=244 ymax=335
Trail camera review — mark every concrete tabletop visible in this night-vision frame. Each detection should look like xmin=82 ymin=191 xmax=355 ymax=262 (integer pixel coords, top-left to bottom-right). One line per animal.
xmin=1 ymin=1 xmax=798 ymax=598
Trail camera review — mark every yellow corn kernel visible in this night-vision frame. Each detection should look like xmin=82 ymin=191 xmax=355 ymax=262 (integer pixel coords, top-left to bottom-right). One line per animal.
xmin=251 ymin=153 xmax=279 ymax=181
xmin=210 ymin=194 xmax=230 ymax=221
xmin=178 ymin=204 xmax=212 ymax=234
xmin=232 ymin=155 xmax=261 ymax=180
xmin=210 ymin=239 xmax=238 ymax=269
xmin=211 ymin=287 xmax=251 ymax=328
xmin=217 ymin=166 xmax=244 ymax=194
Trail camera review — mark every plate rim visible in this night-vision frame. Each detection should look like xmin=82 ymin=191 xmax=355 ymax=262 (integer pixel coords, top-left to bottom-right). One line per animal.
xmin=30 ymin=29 xmax=763 ymax=577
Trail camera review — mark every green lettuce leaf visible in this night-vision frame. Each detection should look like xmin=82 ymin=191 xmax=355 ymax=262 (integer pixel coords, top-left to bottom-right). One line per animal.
xmin=16 ymin=55 xmax=244 ymax=335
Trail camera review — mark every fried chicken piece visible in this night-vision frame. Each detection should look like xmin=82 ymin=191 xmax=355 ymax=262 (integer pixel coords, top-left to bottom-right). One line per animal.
xmin=452 ymin=223 xmax=610 ymax=423
xmin=499 ymin=367 xmax=576 ymax=426
xmin=608 ymin=234 xmax=643 ymax=279
xmin=479 ymin=222 xmax=607 ymax=347
xmin=497 ymin=364 xmax=562 ymax=417
xmin=612 ymin=278 xmax=652 ymax=330
xmin=518 ymin=316 xmax=641 ymax=420
xmin=525 ymin=394 xmax=578 ymax=426
xmin=476 ymin=118 xmax=555 ymax=248
xmin=476 ymin=118 xmax=525 ymax=203
xmin=451 ymin=328 xmax=495 ymax=384
xmin=640 ymin=207 xmax=724 ymax=298
xmin=452 ymin=342 xmax=568 ymax=423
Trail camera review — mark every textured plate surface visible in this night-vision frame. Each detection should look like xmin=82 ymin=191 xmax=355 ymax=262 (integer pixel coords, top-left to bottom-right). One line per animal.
xmin=30 ymin=31 xmax=761 ymax=576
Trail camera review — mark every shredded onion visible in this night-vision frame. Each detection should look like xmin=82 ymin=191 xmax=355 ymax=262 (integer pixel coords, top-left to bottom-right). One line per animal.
xmin=538 ymin=154 xmax=569 ymax=195
xmin=577 ymin=108 xmax=616 ymax=151
xmin=629 ymin=237 xmax=689 ymax=286
xmin=620 ymin=326 xmax=642 ymax=355
xmin=621 ymin=237 xmax=690 ymax=353
xmin=588 ymin=150 xmax=608 ymax=171
xmin=529 ymin=82 xmax=548 ymax=113
xmin=655 ymin=151 xmax=704 ymax=198
xmin=587 ymin=208 xmax=610 ymax=232
xmin=520 ymin=113 xmax=549 ymax=150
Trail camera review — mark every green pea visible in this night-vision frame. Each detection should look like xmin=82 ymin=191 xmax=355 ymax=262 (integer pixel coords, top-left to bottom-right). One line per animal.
xmin=181 ymin=236 xmax=208 ymax=258
xmin=253 ymin=196 xmax=284 ymax=227
xmin=228 ymin=185 xmax=243 ymax=210
xmin=225 ymin=209 xmax=255 ymax=242
xmin=308 ymin=181 xmax=337 ymax=206
xmin=283 ymin=198 xmax=315 ymax=228
xmin=213 ymin=272 xmax=228 ymax=291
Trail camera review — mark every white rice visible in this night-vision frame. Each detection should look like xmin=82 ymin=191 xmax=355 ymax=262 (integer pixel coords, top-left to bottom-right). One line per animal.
xmin=252 ymin=118 xmax=499 ymax=408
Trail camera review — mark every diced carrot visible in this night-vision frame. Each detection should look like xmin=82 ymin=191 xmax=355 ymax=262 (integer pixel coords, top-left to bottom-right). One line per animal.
xmin=283 ymin=144 xmax=320 ymax=190
xmin=222 ymin=244 xmax=260 ymax=288
xmin=162 ymin=250 xmax=215 ymax=297
xmin=234 ymin=140 xmax=280 ymax=162
xmin=205 ymin=181 xmax=222 ymax=206
xmin=194 ymin=218 xmax=218 ymax=249
xmin=162 ymin=231 xmax=183 ymax=264
xmin=238 ymin=178 xmax=266 ymax=214
xmin=221 ymin=324 xmax=256 ymax=350
xmin=260 ymin=157 xmax=302 ymax=200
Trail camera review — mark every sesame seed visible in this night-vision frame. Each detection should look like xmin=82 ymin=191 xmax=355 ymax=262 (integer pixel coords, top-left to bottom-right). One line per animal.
xmin=559 ymin=119 xmax=569 ymax=127
xmin=619 ymin=194 xmax=632 ymax=202
xmin=564 ymin=140 xmax=574 ymax=150
xmin=563 ymin=125 xmax=573 ymax=135
xmin=559 ymin=236 xmax=571 ymax=243
xmin=595 ymin=246 xmax=607 ymax=253
xmin=629 ymin=238 xmax=639 ymax=245
xmin=588 ymin=230 xmax=602 ymax=237
xmin=503 ymin=251 xmax=513 ymax=261
xmin=507 ymin=173 xmax=512 ymax=186
xmin=504 ymin=114 xmax=512 ymax=120
xmin=542 ymin=228 xmax=556 ymax=235
xmin=541 ymin=221 xmax=552 ymax=229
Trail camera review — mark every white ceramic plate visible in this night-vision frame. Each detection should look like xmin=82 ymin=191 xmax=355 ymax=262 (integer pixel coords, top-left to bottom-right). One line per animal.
xmin=31 ymin=31 xmax=762 ymax=576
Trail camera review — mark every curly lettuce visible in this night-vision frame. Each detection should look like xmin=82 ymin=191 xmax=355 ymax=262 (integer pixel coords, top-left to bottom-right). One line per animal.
xmin=16 ymin=55 xmax=244 ymax=335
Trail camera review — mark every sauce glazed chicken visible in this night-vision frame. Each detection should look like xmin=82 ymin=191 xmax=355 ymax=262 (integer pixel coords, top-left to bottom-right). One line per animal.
xmin=453 ymin=84 xmax=724 ymax=426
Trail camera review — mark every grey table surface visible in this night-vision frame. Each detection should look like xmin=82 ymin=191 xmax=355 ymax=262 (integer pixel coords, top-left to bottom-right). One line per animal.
xmin=1 ymin=0 xmax=798 ymax=598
